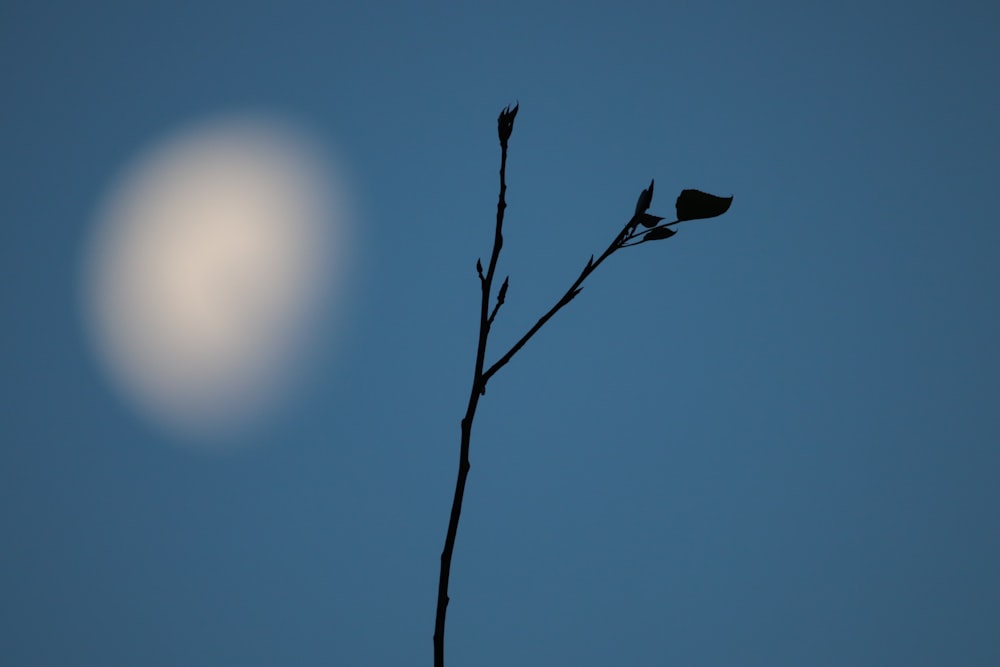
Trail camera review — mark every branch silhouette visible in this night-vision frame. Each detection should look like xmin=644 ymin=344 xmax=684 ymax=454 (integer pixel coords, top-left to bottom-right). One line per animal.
xmin=433 ymin=104 xmax=732 ymax=667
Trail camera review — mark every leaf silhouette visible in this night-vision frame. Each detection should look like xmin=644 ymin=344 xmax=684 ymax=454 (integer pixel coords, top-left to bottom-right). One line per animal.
xmin=675 ymin=189 xmax=733 ymax=221
xmin=634 ymin=179 xmax=655 ymax=216
xmin=636 ymin=212 xmax=665 ymax=228
xmin=644 ymin=226 xmax=676 ymax=241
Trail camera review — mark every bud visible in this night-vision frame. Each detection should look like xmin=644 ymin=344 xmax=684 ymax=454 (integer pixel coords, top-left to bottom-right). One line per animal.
xmin=497 ymin=276 xmax=509 ymax=304
xmin=497 ymin=102 xmax=519 ymax=144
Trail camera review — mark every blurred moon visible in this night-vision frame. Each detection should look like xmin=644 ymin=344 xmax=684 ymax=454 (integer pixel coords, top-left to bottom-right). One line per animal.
xmin=82 ymin=116 xmax=349 ymax=445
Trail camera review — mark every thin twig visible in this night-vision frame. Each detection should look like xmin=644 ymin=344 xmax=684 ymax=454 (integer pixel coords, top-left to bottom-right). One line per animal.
xmin=433 ymin=105 xmax=733 ymax=667
xmin=434 ymin=103 xmax=518 ymax=667
xmin=433 ymin=103 xmax=721 ymax=667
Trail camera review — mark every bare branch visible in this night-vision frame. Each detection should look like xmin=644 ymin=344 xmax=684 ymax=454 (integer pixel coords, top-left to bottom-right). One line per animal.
xmin=434 ymin=102 xmax=519 ymax=667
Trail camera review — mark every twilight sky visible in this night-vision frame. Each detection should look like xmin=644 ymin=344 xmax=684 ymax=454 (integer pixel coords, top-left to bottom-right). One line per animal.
xmin=2 ymin=1 xmax=999 ymax=665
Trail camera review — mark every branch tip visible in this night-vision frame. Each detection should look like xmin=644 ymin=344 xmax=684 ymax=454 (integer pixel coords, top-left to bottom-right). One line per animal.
xmin=498 ymin=102 xmax=519 ymax=144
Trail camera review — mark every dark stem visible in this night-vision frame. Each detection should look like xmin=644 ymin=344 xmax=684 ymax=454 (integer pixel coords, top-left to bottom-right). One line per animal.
xmin=434 ymin=127 xmax=511 ymax=667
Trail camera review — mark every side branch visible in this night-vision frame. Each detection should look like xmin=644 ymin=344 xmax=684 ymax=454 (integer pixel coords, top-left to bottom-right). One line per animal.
xmin=482 ymin=217 xmax=632 ymax=384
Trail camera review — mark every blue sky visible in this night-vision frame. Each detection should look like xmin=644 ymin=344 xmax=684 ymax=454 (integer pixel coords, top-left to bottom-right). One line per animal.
xmin=2 ymin=1 xmax=999 ymax=665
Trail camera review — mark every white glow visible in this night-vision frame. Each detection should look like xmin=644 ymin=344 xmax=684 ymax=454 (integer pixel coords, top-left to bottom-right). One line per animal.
xmin=82 ymin=117 xmax=350 ymax=445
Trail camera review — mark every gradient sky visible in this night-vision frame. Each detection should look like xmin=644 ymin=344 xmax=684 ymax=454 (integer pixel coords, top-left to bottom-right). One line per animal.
xmin=2 ymin=1 xmax=999 ymax=665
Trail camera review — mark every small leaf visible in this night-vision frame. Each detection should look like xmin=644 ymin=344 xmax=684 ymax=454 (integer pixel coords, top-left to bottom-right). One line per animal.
xmin=636 ymin=212 xmax=665 ymax=228
xmin=634 ymin=179 xmax=655 ymax=216
xmin=644 ymin=226 xmax=677 ymax=241
xmin=675 ymin=189 xmax=733 ymax=221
